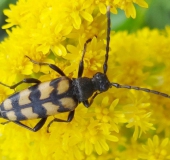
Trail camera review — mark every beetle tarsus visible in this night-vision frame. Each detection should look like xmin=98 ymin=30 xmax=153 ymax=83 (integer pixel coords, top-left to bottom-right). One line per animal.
xmin=47 ymin=110 xmax=75 ymax=133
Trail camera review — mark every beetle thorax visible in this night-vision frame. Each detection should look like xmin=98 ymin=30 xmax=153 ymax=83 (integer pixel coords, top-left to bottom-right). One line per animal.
xmin=72 ymin=72 xmax=110 ymax=102
xmin=72 ymin=77 xmax=96 ymax=102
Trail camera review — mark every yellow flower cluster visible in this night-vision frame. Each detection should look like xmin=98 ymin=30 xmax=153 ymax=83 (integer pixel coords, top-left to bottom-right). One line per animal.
xmin=0 ymin=0 xmax=170 ymax=159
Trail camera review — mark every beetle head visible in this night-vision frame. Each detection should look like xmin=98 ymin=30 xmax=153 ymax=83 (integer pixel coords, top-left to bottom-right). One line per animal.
xmin=92 ymin=72 xmax=110 ymax=92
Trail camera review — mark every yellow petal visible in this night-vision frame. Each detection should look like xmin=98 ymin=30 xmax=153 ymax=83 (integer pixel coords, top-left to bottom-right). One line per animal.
xmin=160 ymin=138 xmax=169 ymax=148
xmin=99 ymin=3 xmax=106 ymax=14
xmin=80 ymin=11 xmax=93 ymax=22
xmin=36 ymin=44 xmax=50 ymax=54
xmin=106 ymin=135 xmax=118 ymax=142
xmin=95 ymin=141 xmax=102 ymax=155
xmin=53 ymin=43 xmax=67 ymax=56
xmin=71 ymin=11 xmax=81 ymax=29
xmin=99 ymin=139 xmax=109 ymax=151
xmin=125 ymin=3 xmax=136 ymax=19
xmin=135 ymin=0 xmax=148 ymax=8
xmin=2 ymin=23 xmax=14 ymax=29
xmin=110 ymin=99 xmax=119 ymax=111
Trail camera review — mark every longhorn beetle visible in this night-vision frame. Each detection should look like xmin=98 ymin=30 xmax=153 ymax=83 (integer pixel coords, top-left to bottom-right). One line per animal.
xmin=0 ymin=6 xmax=170 ymax=132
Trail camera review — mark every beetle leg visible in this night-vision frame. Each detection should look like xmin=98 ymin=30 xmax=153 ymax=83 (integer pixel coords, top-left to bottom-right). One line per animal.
xmin=25 ymin=55 xmax=66 ymax=76
xmin=0 ymin=118 xmax=47 ymax=132
xmin=11 ymin=118 xmax=48 ymax=132
xmin=83 ymin=92 xmax=99 ymax=108
xmin=1 ymin=120 xmax=10 ymax=125
xmin=0 ymin=78 xmax=41 ymax=89
xmin=47 ymin=110 xmax=75 ymax=133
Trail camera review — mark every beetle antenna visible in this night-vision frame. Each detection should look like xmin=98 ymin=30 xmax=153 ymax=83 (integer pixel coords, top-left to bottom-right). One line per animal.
xmin=111 ymin=82 xmax=170 ymax=98
xmin=103 ymin=6 xmax=111 ymax=74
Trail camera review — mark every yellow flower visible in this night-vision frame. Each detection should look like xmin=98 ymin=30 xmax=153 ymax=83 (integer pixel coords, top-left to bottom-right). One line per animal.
xmin=123 ymin=90 xmax=155 ymax=140
xmin=95 ymin=97 xmax=126 ymax=132
xmin=140 ymin=135 xmax=170 ymax=160
xmin=109 ymin=30 xmax=153 ymax=86
xmin=114 ymin=0 xmax=148 ymax=18
xmin=66 ymin=37 xmax=105 ymax=77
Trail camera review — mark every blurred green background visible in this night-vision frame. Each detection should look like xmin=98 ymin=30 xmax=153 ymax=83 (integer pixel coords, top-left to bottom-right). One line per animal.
xmin=111 ymin=0 xmax=170 ymax=31
xmin=0 ymin=0 xmax=170 ymax=41
xmin=0 ymin=0 xmax=16 ymax=41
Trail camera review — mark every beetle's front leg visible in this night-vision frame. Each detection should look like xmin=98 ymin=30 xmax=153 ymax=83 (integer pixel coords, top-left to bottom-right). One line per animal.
xmin=82 ymin=92 xmax=99 ymax=108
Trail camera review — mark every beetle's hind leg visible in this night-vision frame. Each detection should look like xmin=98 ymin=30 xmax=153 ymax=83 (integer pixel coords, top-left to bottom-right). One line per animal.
xmin=1 ymin=120 xmax=10 ymax=125
xmin=25 ymin=55 xmax=66 ymax=76
xmin=1 ymin=118 xmax=47 ymax=132
xmin=13 ymin=118 xmax=47 ymax=132
xmin=47 ymin=110 xmax=75 ymax=133
xmin=0 ymin=78 xmax=41 ymax=90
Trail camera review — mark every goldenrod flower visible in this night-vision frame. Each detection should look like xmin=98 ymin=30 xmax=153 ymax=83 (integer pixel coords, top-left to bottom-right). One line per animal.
xmin=140 ymin=135 xmax=170 ymax=160
xmin=123 ymin=90 xmax=155 ymax=140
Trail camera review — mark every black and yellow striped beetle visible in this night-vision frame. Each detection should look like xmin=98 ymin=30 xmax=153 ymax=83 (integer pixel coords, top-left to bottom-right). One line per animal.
xmin=0 ymin=6 xmax=170 ymax=132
